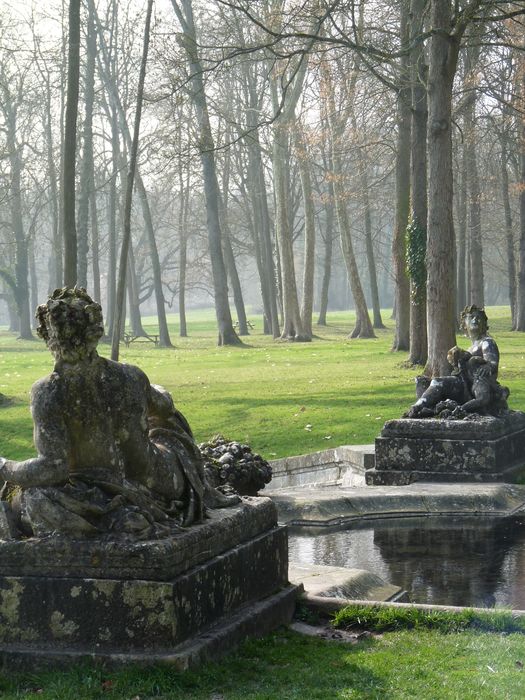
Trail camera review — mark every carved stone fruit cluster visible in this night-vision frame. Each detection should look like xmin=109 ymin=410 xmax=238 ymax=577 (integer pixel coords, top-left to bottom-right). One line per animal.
xmin=199 ymin=435 xmax=272 ymax=497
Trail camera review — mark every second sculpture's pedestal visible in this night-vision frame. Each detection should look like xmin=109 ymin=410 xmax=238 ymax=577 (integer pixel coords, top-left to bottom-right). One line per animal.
xmin=366 ymin=411 xmax=525 ymax=485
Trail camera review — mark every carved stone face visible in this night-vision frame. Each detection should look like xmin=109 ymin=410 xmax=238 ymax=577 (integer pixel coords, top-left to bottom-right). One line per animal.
xmin=36 ymin=288 xmax=104 ymax=364
xmin=463 ymin=310 xmax=487 ymax=340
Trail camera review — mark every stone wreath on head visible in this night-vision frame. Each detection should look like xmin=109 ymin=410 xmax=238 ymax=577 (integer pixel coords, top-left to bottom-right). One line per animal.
xmin=36 ymin=287 xmax=104 ymax=353
xmin=459 ymin=304 xmax=488 ymax=336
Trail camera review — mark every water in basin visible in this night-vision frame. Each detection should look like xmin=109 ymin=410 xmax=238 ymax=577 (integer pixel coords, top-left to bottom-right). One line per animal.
xmin=288 ymin=516 xmax=525 ymax=609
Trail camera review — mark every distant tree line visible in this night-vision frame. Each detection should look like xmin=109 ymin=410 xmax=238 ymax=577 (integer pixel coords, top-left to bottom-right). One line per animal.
xmin=0 ymin=0 xmax=523 ymax=375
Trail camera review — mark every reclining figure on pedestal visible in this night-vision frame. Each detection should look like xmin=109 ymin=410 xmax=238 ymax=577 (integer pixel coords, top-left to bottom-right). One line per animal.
xmin=0 ymin=287 xmax=238 ymax=539
xmin=404 ymin=305 xmax=509 ymax=419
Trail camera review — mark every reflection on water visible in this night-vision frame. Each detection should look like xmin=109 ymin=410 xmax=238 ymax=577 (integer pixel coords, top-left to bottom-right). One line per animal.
xmin=288 ymin=516 xmax=525 ymax=609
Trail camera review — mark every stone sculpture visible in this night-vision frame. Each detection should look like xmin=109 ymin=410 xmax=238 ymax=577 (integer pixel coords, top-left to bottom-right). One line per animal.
xmin=404 ymin=305 xmax=509 ymax=419
xmin=366 ymin=305 xmax=525 ymax=485
xmin=0 ymin=287 xmax=237 ymax=540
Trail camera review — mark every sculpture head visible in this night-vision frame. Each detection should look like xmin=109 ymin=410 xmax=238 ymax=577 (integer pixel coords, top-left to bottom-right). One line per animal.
xmin=36 ymin=287 xmax=104 ymax=364
xmin=460 ymin=305 xmax=488 ymax=341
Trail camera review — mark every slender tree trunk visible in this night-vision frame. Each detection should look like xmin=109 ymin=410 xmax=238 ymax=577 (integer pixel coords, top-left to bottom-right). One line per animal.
xmin=425 ymin=0 xmax=461 ymax=376
xmin=323 ymin=62 xmax=374 ymax=339
xmin=62 ymin=0 xmax=81 ymax=287
xmin=408 ymin=0 xmax=428 ymax=365
xmin=456 ymin=145 xmax=468 ymax=316
xmin=127 ymin=244 xmax=146 ymax=337
xmin=90 ymin=187 xmax=101 ymax=303
xmin=171 ymin=0 xmax=240 ymax=346
xmin=178 ymin=156 xmax=190 ymax=338
xmin=220 ymin=141 xmax=249 ymax=335
xmin=105 ymin=106 xmax=119 ymax=337
xmin=500 ymin=138 xmax=517 ymax=328
xmin=464 ymin=55 xmax=484 ymax=307
xmin=391 ymin=0 xmax=411 ymax=351
xmin=43 ymin=78 xmax=62 ymax=289
xmin=135 ymin=176 xmax=174 ymax=347
xmin=516 ymin=64 xmax=525 ymax=331
xmin=111 ymin=0 xmax=153 ymax=360
xmin=5 ymin=116 xmax=32 ymax=339
xmin=271 ymin=86 xmax=309 ymax=341
xmin=295 ymin=124 xmax=315 ymax=339
xmin=76 ymin=2 xmax=97 ymax=290
xmin=317 ymin=195 xmax=334 ymax=326
xmin=355 ymin=129 xmax=384 ymax=330
xmin=29 ymin=240 xmax=38 ymax=328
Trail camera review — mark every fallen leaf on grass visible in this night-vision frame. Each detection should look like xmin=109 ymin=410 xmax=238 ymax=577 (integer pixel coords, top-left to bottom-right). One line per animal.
xmin=304 ymin=424 xmax=312 ymax=431
xmin=516 ymin=660 xmax=523 ymax=670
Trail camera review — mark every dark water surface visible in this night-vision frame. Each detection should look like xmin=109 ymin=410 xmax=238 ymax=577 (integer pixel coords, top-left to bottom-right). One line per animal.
xmin=288 ymin=516 xmax=525 ymax=609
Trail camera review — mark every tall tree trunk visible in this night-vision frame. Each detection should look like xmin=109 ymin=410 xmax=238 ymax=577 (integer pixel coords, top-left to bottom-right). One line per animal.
xmin=317 ymin=208 xmax=334 ymax=327
xmin=29 ymin=240 xmax=38 ymax=328
xmin=500 ymin=137 xmax=517 ymax=328
xmin=135 ymin=176 xmax=174 ymax=347
xmin=516 ymin=63 xmax=525 ymax=331
xmin=111 ymin=0 xmax=153 ymax=361
xmin=5 ymin=115 xmax=32 ymax=339
xmin=90 ymin=188 xmax=101 ymax=303
xmin=127 ymin=244 xmax=146 ymax=337
xmin=408 ymin=0 xmax=428 ymax=365
xmin=220 ymin=138 xmax=249 ymax=335
xmin=271 ymin=81 xmax=309 ymax=341
xmin=178 ymin=153 xmax=190 ymax=338
xmin=171 ymin=0 xmax=240 ymax=346
xmin=323 ymin=62 xmax=375 ymax=339
xmin=354 ymin=120 xmax=384 ymax=330
xmin=391 ymin=0 xmax=411 ymax=352
xmin=456 ymin=145 xmax=468 ymax=317
xmin=43 ymin=76 xmax=62 ymax=290
xmin=76 ymin=2 xmax=97 ymax=290
xmin=295 ymin=124 xmax=315 ymax=339
xmin=105 ymin=105 xmax=119 ymax=337
xmin=463 ymin=47 xmax=484 ymax=308
xmin=62 ymin=0 xmax=81 ymax=287
xmin=425 ymin=0 xmax=462 ymax=376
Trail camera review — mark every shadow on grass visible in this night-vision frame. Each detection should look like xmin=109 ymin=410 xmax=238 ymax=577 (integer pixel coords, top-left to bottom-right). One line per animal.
xmin=0 ymin=631 xmax=389 ymax=700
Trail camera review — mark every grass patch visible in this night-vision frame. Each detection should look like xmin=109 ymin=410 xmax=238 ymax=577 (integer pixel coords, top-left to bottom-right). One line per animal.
xmin=1 ymin=306 xmax=524 ymax=462
xmin=333 ymin=604 xmax=525 ymax=634
xmin=0 ymin=628 xmax=524 ymax=699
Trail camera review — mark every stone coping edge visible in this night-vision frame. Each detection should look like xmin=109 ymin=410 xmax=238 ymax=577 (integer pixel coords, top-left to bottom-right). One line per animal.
xmin=301 ymin=593 xmax=525 ymax=617
xmin=285 ymin=508 xmax=521 ymax=529
xmin=0 ymin=584 xmax=302 ymax=670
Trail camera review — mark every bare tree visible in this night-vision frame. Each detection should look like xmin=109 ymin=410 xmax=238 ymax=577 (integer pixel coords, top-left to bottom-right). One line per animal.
xmin=111 ymin=0 xmax=154 ymax=361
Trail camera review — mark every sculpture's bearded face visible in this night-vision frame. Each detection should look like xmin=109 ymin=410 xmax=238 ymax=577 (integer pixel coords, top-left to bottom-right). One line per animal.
xmin=460 ymin=305 xmax=488 ymax=341
xmin=36 ymin=288 xmax=104 ymax=364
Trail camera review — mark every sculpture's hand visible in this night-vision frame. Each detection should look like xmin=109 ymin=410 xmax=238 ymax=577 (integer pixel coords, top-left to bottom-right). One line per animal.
xmin=477 ymin=364 xmax=492 ymax=379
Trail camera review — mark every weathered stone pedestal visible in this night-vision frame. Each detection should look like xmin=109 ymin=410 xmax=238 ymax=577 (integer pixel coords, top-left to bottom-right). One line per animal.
xmin=366 ymin=411 xmax=525 ymax=485
xmin=0 ymin=498 xmax=298 ymax=668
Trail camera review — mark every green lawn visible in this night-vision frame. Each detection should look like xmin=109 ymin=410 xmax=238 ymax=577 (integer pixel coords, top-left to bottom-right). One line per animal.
xmin=0 ymin=627 xmax=524 ymax=699
xmin=1 ymin=306 xmax=525 ymax=698
xmin=2 ymin=306 xmax=524 ymax=462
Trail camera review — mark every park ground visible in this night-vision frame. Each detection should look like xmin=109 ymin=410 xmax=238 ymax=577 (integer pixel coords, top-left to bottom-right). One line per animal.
xmin=1 ymin=306 xmax=524 ymax=698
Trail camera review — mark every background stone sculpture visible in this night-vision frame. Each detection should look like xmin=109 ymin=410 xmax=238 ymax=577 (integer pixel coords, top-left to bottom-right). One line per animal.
xmin=0 ymin=287 xmax=237 ymax=540
xmin=404 ymin=306 xmax=509 ymax=419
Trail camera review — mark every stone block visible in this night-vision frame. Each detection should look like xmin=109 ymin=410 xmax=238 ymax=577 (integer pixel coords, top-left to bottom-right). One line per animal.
xmin=0 ymin=497 xmax=298 ymax=665
xmin=366 ymin=412 xmax=525 ymax=485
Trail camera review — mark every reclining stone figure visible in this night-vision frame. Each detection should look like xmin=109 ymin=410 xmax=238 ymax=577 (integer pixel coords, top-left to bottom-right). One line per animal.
xmin=0 ymin=287 xmax=237 ymax=539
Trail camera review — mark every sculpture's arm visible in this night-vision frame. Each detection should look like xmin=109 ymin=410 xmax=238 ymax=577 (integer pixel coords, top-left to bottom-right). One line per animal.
xmin=148 ymin=383 xmax=194 ymax=439
xmin=0 ymin=380 xmax=68 ymax=488
xmin=479 ymin=339 xmax=499 ymax=377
